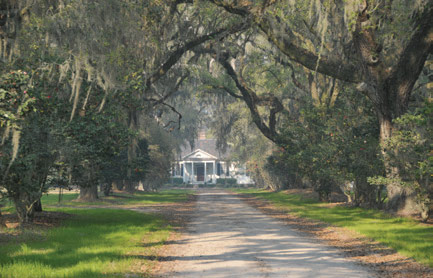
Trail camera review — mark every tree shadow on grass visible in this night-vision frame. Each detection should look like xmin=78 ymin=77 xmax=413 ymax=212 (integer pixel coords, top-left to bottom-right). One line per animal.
xmin=0 ymin=208 xmax=168 ymax=278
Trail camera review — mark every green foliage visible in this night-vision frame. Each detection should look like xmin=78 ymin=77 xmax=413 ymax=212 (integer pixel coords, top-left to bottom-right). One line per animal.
xmin=370 ymin=102 xmax=433 ymax=220
xmin=51 ymin=95 xmax=133 ymax=194
xmin=0 ymin=70 xmax=61 ymax=222
xmin=0 ymin=70 xmax=36 ymax=128
xmin=215 ymin=178 xmax=225 ymax=184
xmin=268 ymin=90 xmax=384 ymax=203
xmin=0 ymin=67 xmax=136 ymax=220
xmin=216 ymin=178 xmax=237 ymax=185
xmin=169 ymin=177 xmax=184 ymax=184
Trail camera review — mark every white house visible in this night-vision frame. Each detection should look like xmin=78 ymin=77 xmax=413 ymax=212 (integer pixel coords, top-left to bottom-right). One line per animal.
xmin=171 ymin=132 xmax=253 ymax=185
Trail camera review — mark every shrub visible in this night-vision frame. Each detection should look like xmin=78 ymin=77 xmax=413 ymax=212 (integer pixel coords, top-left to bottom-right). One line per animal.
xmin=226 ymin=178 xmax=237 ymax=185
xmin=216 ymin=178 xmax=225 ymax=184
xmin=216 ymin=178 xmax=237 ymax=186
xmin=168 ymin=177 xmax=184 ymax=184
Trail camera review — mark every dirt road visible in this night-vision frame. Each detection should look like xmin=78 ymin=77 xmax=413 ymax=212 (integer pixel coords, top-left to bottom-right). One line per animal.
xmin=158 ymin=191 xmax=375 ymax=277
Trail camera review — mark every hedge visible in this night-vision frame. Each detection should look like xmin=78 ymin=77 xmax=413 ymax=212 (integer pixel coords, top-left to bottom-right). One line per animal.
xmin=216 ymin=178 xmax=237 ymax=185
xmin=169 ymin=177 xmax=184 ymax=184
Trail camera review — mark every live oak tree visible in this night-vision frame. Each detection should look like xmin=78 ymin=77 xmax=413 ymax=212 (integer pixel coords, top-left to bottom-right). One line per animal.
xmin=0 ymin=0 xmax=246 ymax=212
xmin=205 ymin=0 xmax=433 ymax=210
xmin=0 ymin=70 xmax=59 ymax=222
xmin=1 ymin=0 xmax=432 ymax=222
xmin=192 ymin=33 xmax=385 ymax=204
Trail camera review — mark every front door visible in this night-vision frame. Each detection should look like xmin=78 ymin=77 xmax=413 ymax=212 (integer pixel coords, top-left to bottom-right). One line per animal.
xmin=196 ymin=164 xmax=204 ymax=182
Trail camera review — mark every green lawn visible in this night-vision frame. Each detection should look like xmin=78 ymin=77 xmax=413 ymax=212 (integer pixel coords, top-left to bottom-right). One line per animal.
xmin=0 ymin=189 xmax=193 ymax=277
xmin=0 ymin=208 xmax=171 ymax=278
xmin=235 ymin=189 xmax=433 ymax=267
xmin=42 ymin=189 xmax=192 ymax=207
xmin=0 ymin=189 xmax=192 ymax=212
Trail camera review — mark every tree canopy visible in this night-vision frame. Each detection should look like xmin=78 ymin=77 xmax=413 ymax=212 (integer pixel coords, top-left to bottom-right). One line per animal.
xmin=0 ymin=0 xmax=432 ymax=223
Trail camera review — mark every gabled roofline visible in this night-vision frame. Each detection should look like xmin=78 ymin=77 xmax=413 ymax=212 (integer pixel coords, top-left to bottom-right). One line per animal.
xmin=182 ymin=149 xmax=218 ymax=160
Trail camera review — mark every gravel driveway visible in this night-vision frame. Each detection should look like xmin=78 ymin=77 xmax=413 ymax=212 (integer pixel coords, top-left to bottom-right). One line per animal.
xmin=158 ymin=190 xmax=375 ymax=277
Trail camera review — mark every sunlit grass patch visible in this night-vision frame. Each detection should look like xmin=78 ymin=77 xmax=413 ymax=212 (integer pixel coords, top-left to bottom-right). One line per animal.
xmin=39 ymin=189 xmax=192 ymax=208
xmin=115 ymin=189 xmax=192 ymax=205
xmin=235 ymin=189 xmax=433 ymax=267
xmin=0 ymin=208 xmax=171 ymax=278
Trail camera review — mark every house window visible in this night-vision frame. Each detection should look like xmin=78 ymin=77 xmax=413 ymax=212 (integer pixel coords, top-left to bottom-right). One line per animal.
xmin=217 ymin=163 xmax=222 ymax=176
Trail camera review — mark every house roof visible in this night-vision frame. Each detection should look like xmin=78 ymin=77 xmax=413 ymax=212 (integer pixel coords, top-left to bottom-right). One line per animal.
xmin=179 ymin=139 xmax=230 ymax=161
xmin=182 ymin=149 xmax=218 ymax=161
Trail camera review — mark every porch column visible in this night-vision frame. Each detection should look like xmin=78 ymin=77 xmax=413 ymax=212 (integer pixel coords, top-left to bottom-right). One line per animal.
xmin=191 ymin=162 xmax=194 ymax=183
xmin=204 ymin=162 xmax=207 ymax=183
xmin=212 ymin=160 xmax=216 ymax=183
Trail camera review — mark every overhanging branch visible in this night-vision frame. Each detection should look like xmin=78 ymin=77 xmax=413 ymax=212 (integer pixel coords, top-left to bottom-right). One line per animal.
xmin=142 ymin=98 xmax=183 ymax=130
xmin=208 ymin=0 xmax=362 ymax=83
xmin=218 ymin=53 xmax=283 ymax=144
xmin=144 ymin=20 xmax=249 ymax=93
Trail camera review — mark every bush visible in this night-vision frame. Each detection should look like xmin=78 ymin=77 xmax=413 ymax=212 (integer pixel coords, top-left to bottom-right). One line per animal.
xmin=168 ymin=177 xmax=184 ymax=184
xmin=226 ymin=178 xmax=237 ymax=185
xmin=216 ymin=178 xmax=237 ymax=186
xmin=216 ymin=178 xmax=225 ymax=184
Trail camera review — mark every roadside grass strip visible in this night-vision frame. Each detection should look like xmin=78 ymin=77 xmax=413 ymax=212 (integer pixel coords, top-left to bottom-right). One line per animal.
xmin=1 ymin=189 xmax=192 ymax=212
xmin=236 ymin=189 xmax=433 ymax=267
xmin=0 ymin=208 xmax=171 ymax=278
xmin=43 ymin=189 xmax=192 ymax=207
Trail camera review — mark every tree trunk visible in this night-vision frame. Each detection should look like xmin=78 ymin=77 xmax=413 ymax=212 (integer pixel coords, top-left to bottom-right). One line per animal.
xmin=34 ymin=198 xmax=42 ymax=212
xmin=12 ymin=196 xmax=35 ymax=224
xmin=112 ymin=181 xmax=124 ymax=191
xmin=378 ymin=115 xmax=407 ymax=211
xmin=353 ymin=176 xmax=377 ymax=207
xmin=103 ymin=183 xmax=112 ymax=196
xmin=123 ymin=180 xmax=137 ymax=193
xmin=78 ymin=185 xmax=99 ymax=201
xmin=0 ymin=206 xmax=6 ymax=228
xmin=420 ymin=202 xmax=431 ymax=223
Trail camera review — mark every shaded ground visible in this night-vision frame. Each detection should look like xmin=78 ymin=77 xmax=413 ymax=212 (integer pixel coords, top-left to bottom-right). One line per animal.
xmin=155 ymin=190 xmax=375 ymax=278
xmin=0 ymin=191 xmax=195 ymax=250
xmin=0 ymin=192 xmax=197 ymax=278
xmin=0 ymin=211 xmax=72 ymax=244
xmin=238 ymin=192 xmax=433 ymax=278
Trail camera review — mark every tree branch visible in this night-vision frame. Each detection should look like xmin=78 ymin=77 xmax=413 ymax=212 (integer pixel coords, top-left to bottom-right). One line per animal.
xmin=217 ymin=53 xmax=283 ymax=143
xmin=142 ymin=98 xmax=183 ymax=130
xmin=152 ymin=71 xmax=190 ymax=106
xmin=387 ymin=3 xmax=433 ymax=115
xmin=144 ymin=20 xmax=248 ymax=93
xmin=207 ymin=84 xmax=243 ymax=99
xmin=207 ymin=0 xmax=362 ymax=83
xmin=257 ymin=15 xmax=362 ymax=83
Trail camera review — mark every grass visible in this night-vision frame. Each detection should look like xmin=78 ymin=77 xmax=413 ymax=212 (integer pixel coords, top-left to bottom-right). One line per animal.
xmin=0 ymin=208 xmax=171 ymax=278
xmin=0 ymin=189 xmax=193 ymax=277
xmin=47 ymin=189 xmax=191 ymax=206
xmin=235 ymin=189 xmax=433 ymax=267
xmin=101 ymin=189 xmax=192 ymax=206
xmin=1 ymin=189 xmax=192 ymax=212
